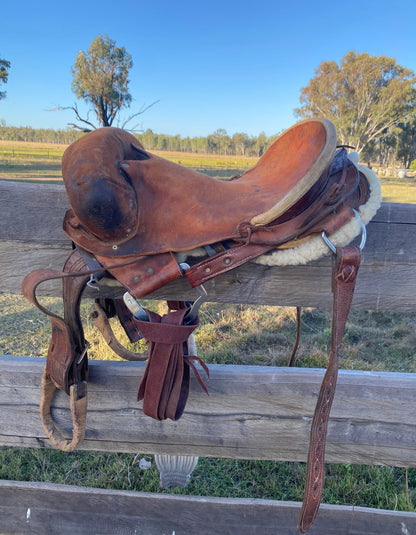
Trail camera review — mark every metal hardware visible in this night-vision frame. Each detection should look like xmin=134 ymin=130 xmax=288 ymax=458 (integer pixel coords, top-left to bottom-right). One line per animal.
xmin=321 ymin=209 xmax=367 ymax=254
xmin=123 ymin=292 xmax=149 ymax=322
xmin=183 ymin=284 xmax=208 ymax=325
xmin=86 ymin=274 xmax=101 ymax=290
xmin=179 ymin=263 xmax=208 ymax=325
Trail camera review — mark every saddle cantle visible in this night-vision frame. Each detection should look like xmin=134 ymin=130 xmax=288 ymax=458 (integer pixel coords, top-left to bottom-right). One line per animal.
xmin=22 ymin=118 xmax=382 ymax=534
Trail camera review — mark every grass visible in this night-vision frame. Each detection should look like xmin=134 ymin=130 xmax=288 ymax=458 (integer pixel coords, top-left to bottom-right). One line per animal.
xmin=1 ymin=139 xmax=416 ymax=197
xmin=1 ymin=292 xmax=416 ymax=512
xmin=0 ymin=139 xmax=415 ymax=513
xmin=379 ymin=181 xmax=416 ymax=203
xmin=0 ymin=140 xmax=256 ymax=181
xmin=0 ymin=449 xmax=414 ymax=512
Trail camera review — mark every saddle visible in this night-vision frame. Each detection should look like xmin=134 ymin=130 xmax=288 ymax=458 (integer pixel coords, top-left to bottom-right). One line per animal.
xmin=22 ymin=118 xmax=381 ymax=533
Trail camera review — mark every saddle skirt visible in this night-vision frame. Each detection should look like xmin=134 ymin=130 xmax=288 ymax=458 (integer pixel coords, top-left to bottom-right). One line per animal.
xmin=22 ymin=118 xmax=382 ymax=534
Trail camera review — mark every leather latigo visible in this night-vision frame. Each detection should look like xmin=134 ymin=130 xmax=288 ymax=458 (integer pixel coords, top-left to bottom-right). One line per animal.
xmin=22 ymin=118 xmax=380 ymax=533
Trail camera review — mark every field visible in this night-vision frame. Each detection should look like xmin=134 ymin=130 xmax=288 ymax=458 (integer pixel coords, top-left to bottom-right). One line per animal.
xmin=0 ymin=140 xmax=415 ymax=513
xmin=0 ymin=140 xmax=257 ymax=181
xmin=1 ymin=139 xmax=416 ymax=202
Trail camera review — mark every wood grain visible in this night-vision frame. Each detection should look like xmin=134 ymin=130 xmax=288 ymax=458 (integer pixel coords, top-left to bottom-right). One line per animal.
xmin=1 ymin=182 xmax=415 ymax=532
xmin=1 ymin=179 xmax=415 ymax=311
xmin=0 ymin=480 xmax=415 ymax=535
xmin=1 ymin=355 xmax=415 ymax=467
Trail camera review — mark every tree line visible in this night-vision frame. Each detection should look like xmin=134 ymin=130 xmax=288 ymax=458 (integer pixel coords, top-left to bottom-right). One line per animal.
xmin=2 ymin=41 xmax=416 ymax=167
xmin=0 ymin=122 xmax=83 ymax=145
xmin=2 ymin=120 xmax=416 ymax=168
xmin=0 ymin=122 xmax=278 ymax=157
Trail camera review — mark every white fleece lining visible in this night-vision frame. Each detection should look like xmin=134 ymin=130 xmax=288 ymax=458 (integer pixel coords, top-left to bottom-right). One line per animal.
xmin=253 ymin=153 xmax=382 ymax=266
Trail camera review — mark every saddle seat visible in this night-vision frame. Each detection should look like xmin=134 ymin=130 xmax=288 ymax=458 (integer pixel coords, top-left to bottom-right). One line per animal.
xmin=62 ymin=119 xmax=338 ymax=258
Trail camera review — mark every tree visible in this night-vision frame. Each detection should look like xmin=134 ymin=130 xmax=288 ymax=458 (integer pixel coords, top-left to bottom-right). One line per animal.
xmin=232 ymin=132 xmax=250 ymax=155
xmin=57 ymin=34 xmax=157 ymax=131
xmin=295 ymin=51 xmax=416 ymax=153
xmin=254 ymin=131 xmax=268 ymax=157
xmin=0 ymin=58 xmax=11 ymax=100
xmin=208 ymin=129 xmax=231 ymax=154
xmin=68 ymin=34 xmax=133 ymax=129
xmin=396 ymin=117 xmax=416 ymax=168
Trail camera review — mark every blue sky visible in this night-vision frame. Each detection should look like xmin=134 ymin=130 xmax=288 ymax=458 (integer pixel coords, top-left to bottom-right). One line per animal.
xmin=1 ymin=0 xmax=416 ymax=138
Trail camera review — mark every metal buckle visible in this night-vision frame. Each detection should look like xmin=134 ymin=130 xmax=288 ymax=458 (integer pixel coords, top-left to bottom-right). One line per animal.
xmin=321 ymin=209 xmax=367 ymax=254
xmin=179 ymin=263 xmax=208 ymax=324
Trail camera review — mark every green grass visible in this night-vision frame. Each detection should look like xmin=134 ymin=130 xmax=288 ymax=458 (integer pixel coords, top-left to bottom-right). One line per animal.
xmin=381 ymin=181 xmax=416 ymax=203
xmin=1 ymin=292 xmax=415 ymax=512
xmin=0 ymin=449 xmax=414 ymax=512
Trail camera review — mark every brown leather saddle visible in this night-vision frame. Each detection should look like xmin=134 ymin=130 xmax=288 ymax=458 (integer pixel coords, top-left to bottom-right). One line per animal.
xmin=22 ymin=118 xmax=381 ymax=533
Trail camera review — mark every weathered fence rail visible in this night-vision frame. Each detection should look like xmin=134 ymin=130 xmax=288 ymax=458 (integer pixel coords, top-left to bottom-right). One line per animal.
xmin=0 ymin=180 xmax=416 ymax=534
xmin=1 ymin=355 xmax=415 ymax=467
xmin=1 ymin=181 xmax=416 ymax=311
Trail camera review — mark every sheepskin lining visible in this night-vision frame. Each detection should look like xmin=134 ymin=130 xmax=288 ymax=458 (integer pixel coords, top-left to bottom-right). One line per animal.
xmin=253 ymin=154 xmax=382 ymax=266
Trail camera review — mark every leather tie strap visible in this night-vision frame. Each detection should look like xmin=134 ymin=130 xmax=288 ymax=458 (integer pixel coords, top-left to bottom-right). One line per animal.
xmin=135 ymin=308 xmax=209 ymax=421
xmin=297 ymin=245 xmax=361 ymax=533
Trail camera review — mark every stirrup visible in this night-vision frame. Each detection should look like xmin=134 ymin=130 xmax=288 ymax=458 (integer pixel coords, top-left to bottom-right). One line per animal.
xmin=39 ymin=367 xmax=87 ymax=452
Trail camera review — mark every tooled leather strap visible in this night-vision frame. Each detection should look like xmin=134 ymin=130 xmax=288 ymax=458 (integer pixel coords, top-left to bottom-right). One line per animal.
xmin=134 ymin=308 xmax=209 ymax=421
xmin=297 ymin=245 xmax=361 ymax=533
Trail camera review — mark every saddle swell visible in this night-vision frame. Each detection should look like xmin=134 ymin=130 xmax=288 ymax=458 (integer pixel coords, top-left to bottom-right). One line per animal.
xmin=22 ymin=118 xmax=382 ymax=534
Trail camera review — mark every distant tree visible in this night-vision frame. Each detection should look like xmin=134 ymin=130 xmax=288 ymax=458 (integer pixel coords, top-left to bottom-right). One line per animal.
xmin=0 ymin=57 xmax=11 ymax=100
xmin=208 ymin=129 xmax=231 ymax=154
xmin=254 ymin=131 xmax=268 ymax=157
xmin=54 ymin=35 xmax=157 ymax=131
xmin=396 ymin=117 xmax=416 ymax=168
xmin=295 ymin=51 xmax=416 ymax=153
xmin=69 ymin=34 xmax=133 ymax=129
xmin=232 ymin=132 xmax=250 ymax=155
xmin=361 ymin=130 xmax=398 ymax=166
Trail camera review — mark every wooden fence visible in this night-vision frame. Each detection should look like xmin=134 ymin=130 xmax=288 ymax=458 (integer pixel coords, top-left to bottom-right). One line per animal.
xmin=0 ymin=180 xmax=416 ymax=534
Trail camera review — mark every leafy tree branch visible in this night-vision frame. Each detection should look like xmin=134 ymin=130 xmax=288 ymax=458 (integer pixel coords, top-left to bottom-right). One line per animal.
xmin=295 ymin=51 xmax=416 ymax=153
xmin=0 ymin=57 xmax=11 ymax=101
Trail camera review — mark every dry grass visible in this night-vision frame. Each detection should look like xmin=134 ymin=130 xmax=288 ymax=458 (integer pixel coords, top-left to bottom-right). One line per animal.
xmin=2 ymin=293 xmax=415 ymax=374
